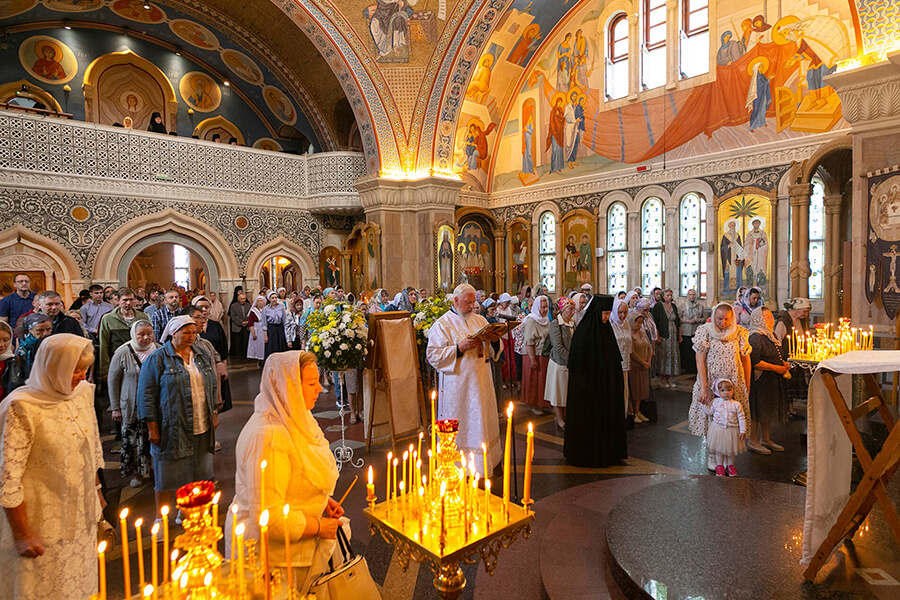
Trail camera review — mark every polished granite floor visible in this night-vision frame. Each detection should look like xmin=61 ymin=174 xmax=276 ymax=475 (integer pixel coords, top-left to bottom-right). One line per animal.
xmin=94 ymin=364 xmax=896 ymax=600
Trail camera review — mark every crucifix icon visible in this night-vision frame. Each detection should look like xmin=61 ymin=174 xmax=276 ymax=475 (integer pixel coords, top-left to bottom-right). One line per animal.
xmin=884 ymin=244 xmax=900 ymax=293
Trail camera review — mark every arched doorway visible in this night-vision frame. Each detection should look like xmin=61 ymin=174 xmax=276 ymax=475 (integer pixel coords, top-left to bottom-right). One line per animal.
xmin=258 ymin=255 xmax=301 ymax=293
xmin=127 ymin=242 xmax=209 ymax=293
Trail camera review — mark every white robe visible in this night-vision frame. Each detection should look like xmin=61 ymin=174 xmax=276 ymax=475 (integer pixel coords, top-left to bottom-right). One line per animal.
xmin=426 ymin=309 xmax=502 ymax=477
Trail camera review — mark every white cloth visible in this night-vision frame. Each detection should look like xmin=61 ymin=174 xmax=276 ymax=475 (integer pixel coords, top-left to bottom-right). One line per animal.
xmin=160 ymin=315 xmax=196 ymax=344
xmin=228 ymin=352 xmax=340 ymax=571
xmin=426 ymin=309 xmax=502 ymax=477
xmin=700 ymin=397 xmax=746 ymax=433
xmin=544 ymin=360 xmax=568 ymax=407
xmin=185 ymin=350 xmax=209 ymax=434
xmin=0 ymin=334 xmax=102 ymax=600
xmin=248 ymin=302 xmax=266 ymax=360
xmin=801 ymin=351 xmax=900 ymax=565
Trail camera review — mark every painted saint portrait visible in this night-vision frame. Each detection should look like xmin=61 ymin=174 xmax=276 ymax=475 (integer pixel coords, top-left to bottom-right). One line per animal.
xmin=0 ymin=0 xmax=37 ymax=19
xmin=458 ymin=220 xmax=493 ymax=292
xmin=436 ymin=226 xmax=455 ymax=293
xmin=364 ymin=0 xmax=412 ymax=63
xmin=179 ymin=72 xmax=221 ymax=112
xmin=509 ymin=221 xmax=529 ymax=292
xmin=253 ymin=138 xmax=284 ymax=152
xmin=44 ymin=0 xmax=104 ymax=12
xmin=18 ymin=36 xmax=77 ymax=85
xmin=561 ymin=213 xmax=594 ymax=291
xmin=110 ymin=0 xmax=166 ymax=23
xmin=366 ymin=230 xmax=380 ymax=290
xmin=221 ymin=49 xmax=264 ymax=86
xmin=717 ymin=193 xmax=772 ymax=299
xmin=320 ymin=246 xmax=342 ymax=288
xmin=170 ymin=19 xmax=218 ymax=50
xmin=263 ymin=86 xmax=297 ymax=126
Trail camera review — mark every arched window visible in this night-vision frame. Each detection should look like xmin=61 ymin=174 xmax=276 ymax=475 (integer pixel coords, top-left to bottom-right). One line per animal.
xmin=642 ymin=0 xmax=667 ymax=89
xmin=679 ymin=192 xmax=707 ymax=296
xmin=809 ymin=178 xmax=826 ymax=298
xmin=174 ymin=244 xmax=190 ymax=290
xmin=641 ymin=198 xmax=664 ymax=289
xmin=539 ymin=211 xmax=557 ymax=293
xmin=607 ymin=203 xmax=628 ymax=292
xmin=680 ymin=0 xmax=709 ymax=78
xmin=606 ymin=14 xmax=629 ymax=100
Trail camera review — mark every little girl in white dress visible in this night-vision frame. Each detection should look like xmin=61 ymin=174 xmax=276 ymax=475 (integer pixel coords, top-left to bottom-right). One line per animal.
xmin=702 ymin=378 xmax=746 ymax=477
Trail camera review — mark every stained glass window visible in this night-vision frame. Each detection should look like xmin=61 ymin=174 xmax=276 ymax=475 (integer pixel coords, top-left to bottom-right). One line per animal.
xmin=174 ymin=244 xmax=190 ymax=290
xmin=539 ymin=211 xmax=557 ymax=293
xmin=607 ymin=202 xmax=628 ymax=293
xmin=809 ymin=179 xmax=826 ymax=298
xmin=641 ymin=198 xmax=664 ymax=290
xmin=679 ymin=192 xmax=707 ymax=296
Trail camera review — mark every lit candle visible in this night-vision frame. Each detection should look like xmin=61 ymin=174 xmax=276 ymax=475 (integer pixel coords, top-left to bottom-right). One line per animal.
xmin=169 ymin=550 xmax=178 ymax=584
xmin=427 ymin=449 xmax=433 ymax=492
xmin=135 ymin=518 xmax=145 ymax=588
xmin=408 ymin=444 xmax=414 ymax=492
xmin=484 ymin=478 xmax=491 ymax=532
xmin=399 ymin=481 xmax=406 ymax=526
xmin=430 ymin=390 xmax=437 ymax=480
xmin=402 ymin=451 xmax=409 ymax=499
xmin=415 ymin=459 xmax=422 ymax=500
xmin=235 ymin=523 xmax=246 ymax=598
xmin=523 ymin=422 xmax=534 ymax=507
xmin=230 ymin=504 xmax=238 ymax=575
xmin=259 ymin=510 xmax=271 ymax=600
xmin=143 ymin=584 xmax=153 ymax=598
xmin=482 ymin=442 xmax=488 ymax=479
xmin=161 ymin=506 xmax=170 ymax=583
xmin=386 ymin=451 xmax=393 ymax=503
xmin=150 ymin=523 xmax=159 ymax=600
xmin=392 ymin=458 xmax=398 ymax=503
xmin=439 ymin=481 xmax=446 ymax=555
xmin=283 ymin=504 xmax=293 ymax=594
xmin=119 ymin=508 xmax=131 ymax=599
xmin=367 ymin=465 xmax=376 ymax=502
xmin=417 ymin=486 xmax=424 ymax=537
xmin=503 ymin=402 xmax=513 ymax=518
xmin=212 ymin=491 xmax=221 ymax=530
xmin=260 ymin=459 xmax=268 ymax=513
xmin=472 ymin=473 xmax=480 ymax=530
xmin=98 ymin=541 xmax=107 ymax=600
xmin=417 ymin=431 xmax=424 ymax=475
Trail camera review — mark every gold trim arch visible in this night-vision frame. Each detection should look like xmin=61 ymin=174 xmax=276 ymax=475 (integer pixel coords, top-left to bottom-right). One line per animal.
xmin=0 ymin=225 xmax=82 ymax=305
xmin=82 ymin=50 xmax=178 ymax=133
xmin=0 ymin=80 xmax=63 ymax=113
xmin=193 ymin=116 xmax=245 ymax=145
xmin=245 ymin=236 xmax=318 ymax=296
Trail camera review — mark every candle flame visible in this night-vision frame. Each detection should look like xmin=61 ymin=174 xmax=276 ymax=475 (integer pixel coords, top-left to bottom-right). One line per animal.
xmin=416 ymin=459 xmax=421 ymax=469
xmin=403 ymin=450 xmax=408 ymax=460
xmin=213 ymin=491 xmax=221 ymax=504
xmin=418 ymin=486 xmax=424 ymax=497
xmin=528 ymin=422 xmax=533 ymax=433
xmin=161 ymin=505 xmax=169 ymax=517
xmin=259 ymin=509 xmax=269 ymax=527
xmin=393 ymin=458 xmax=398 ymax=466
xmin=485 ymin=479 xmax=491 ymax=491
xmin=440 ymin=481 xmax=447 ymax=496
xmin=422 ymin=475 xmax=427 ymax=485
xmin=231 ymin=504 xmax=238 ymax=515
xmin=431 ymin=390 xmax=436 ymax=400
xmin=235 ymin=523 xmax=245 ymax=536
xmin=98 ymin=541 xmax=107 ymax=553
xmin=204 ymin=572 xmax=212 ymax=586
xmin=427 ymin=449 xmax=432 ymax=458
xmin=419 ymin=431 xmax=424 ymax=440
xmin=482 ymin=442 xmax=487 ymax=452
xmin=180 ymin=573 xmax=188 ymax=589
xmin=171 ymin=549 xmax=178 ymax=561
xmin=283 ymin=504 xmax=290 ymax=516
xmin=151 ymin=522 xmax=160 ymax=535
xmin=134 ymin=518 xmax=143 ymax=528
xmin=388 ymin=451 xmax=392 ymax=461
xmin=120 ymin=508 xmax=129 ymax=519
xmin=143 ymin=584 xmax=153 ymax=597
xmin=507 ymin=402 xmax=513 ymax=418
xmin=368 ymin=465 xmax=374 ymax=484
xmin=173 ymin=566 xmax=183 ymax=581
xmin=399 ymin=481 xmax=405 ymax=492
xmin=260 ymin=459 xmax=267 ymax=470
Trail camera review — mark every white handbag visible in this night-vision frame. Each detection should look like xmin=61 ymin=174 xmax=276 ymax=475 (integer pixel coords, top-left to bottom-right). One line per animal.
xmin=308 ymin=526 xmax=381 ymax=600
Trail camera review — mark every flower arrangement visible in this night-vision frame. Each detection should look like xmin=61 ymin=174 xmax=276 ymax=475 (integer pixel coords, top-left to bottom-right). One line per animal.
xmin=305 ymin=299 xmax=369 ymax=372
xmin=412 ymin=293 xmax=452 ymax=357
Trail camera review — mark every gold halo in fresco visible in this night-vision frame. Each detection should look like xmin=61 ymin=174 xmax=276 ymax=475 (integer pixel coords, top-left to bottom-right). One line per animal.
xmin=110 ymin=0 xmax=166 ymax=24
xmin=221 ymin=48 xmax=264 ymax=86
xmin=18 ymin=35 xmax=78 ymax=85
xmin=179 ymin=71 xmax=221 ymax=112
xmin=263 ymin=85 xmax=296 ymax=126
xmin=0 ymin=0 xmax=37 ymax=19
xmin=234 ymin=216 xmax=249 ymax=229
xmin=44 ymin=0 xmax=104 ymax=12
xmin=253 ymin=138 xmax=283 ymax=152
xmin=170 ymin=19 xmax=218 ymax=51
xmin=71 ymin=206 xmax=89 ymax=221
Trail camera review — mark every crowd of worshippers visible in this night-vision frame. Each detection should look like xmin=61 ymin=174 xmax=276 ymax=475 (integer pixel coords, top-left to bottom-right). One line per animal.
xmin=110 ymin=111 xmax=240 ymax=145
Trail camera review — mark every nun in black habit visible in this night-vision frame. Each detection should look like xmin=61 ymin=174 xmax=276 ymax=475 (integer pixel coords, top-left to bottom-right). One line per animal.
xmin=563 ymin=294 xmax=628 ymax=467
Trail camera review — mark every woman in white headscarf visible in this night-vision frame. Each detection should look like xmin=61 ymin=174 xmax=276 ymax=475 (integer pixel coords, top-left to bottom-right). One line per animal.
xmin=609 ymin=297 xmax=632 ymax=418
xmin=571 ymin=292 xmax=588 ymax=325
xmin=247 ymin=296 xmax=267 ymax=366
xmin=109 ymin=319 xmax=159 ymax=488
xmin=0 ymin=334 xmax=104 ymax=600
xmin=227 ymin=351 xmax=348 ymax=595
xmin=522 ymin=295 xmax=552 ymax=415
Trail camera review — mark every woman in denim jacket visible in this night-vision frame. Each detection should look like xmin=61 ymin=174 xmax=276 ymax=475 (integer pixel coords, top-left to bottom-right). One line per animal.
xmin=137 ymin=315 xmax=219 ymax=518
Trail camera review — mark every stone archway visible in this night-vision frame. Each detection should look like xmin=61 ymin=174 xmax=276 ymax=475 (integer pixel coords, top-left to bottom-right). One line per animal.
xmin=245 ymin=236 xmax=318 ymax=297
xmin=0 ymin=225 xmax=82 ymax=305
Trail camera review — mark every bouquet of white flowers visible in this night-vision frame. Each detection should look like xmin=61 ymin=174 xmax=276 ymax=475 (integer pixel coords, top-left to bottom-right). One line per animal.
xmin=305 ymin=300 xmax=369 ymax=372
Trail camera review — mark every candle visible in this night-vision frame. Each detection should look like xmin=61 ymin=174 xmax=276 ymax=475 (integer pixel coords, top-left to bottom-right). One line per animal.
xmin=283 ymin=504 xmax=293 ymax=593
xmin=427 ymin=450 xmax=433 ymax=492
xmin=161 ymin=506 xmax=170 ymax=583
xmin=408 ymin=444 xmax=414 ymax=491
xmin=119 ymin=509 xmax=131 ymax=599
xmin=402 ymin=451 xmax=408 ymax=499
xmin=503 ymin=402 xmax=513 ymax=518
xmin=417 ymin=431 xmax=424 ymax=475
xmin=150 ymin=523 xmax=159 ymax=600
xmin=260 ymin=459 xmax=268 ymax=513
xmin=430 ymin=390 xmax=437 ymax=481
xmin=472 ymin=473 xmax=480 ymax=528
xmin=484 ymin=478 xmax=491 ymax=531
xmin=235 ymin=524 xmax=246 ymax=598
xmin=259 ymin=510 xmax=271 ymax=600
xmin=367 ymin=465 xmax=376 ymax=502
xmin=386 ymin=452 xmax=393 ymax=503
xmin=523 ymin=422 xmax=534 ymax=506
xmin=212 ymin=491 xmax=221 ymax=529
xmin=399 ymin=482 xmax=406 ymax=526
xmin=482 ymin=442 xmax=488 ymax=479
xmin=135 ymin=518 xmax=145 ymax=588
xmin=392 ymin=458 xmax=398 ymax=503
xmin=143 ymin=584 xmax=153 ymax=598
xmin=98 ymin=541 xmax=107 ymax=600
xmin=417 ymin=486 xmax=424 ymax=536
xmin=230 ymin=504 xmax=238 ymax=575
xmin=169 ymin=550 xmax=178 ymax=584
xmin=415 ymin=459 xmax=422 ymax=500
xmin=439 ymin=481 xmax=446 ymax=555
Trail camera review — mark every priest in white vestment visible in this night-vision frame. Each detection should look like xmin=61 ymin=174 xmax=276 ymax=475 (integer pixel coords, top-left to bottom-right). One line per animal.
xmin=426 ymin=284 xmax=503 ymax=477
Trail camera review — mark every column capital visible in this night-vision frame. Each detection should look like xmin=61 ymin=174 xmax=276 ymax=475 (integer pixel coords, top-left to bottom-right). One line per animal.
xmin=492 ymin=228 xmax=507 ymax=240
xmin=788 ymin=182 xmax=813 ymax=206
xmin=823 ymin=193 xmax=843 ymax=215
xmin=354 ymin=175 xmax=464 ymax=212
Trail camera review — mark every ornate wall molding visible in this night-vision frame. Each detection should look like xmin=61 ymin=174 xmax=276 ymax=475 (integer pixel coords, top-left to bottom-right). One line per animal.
xmin=355 ymin=176 xmax=464 ymax=211
xmin=827 ymin=58 xmax=900 ymax=127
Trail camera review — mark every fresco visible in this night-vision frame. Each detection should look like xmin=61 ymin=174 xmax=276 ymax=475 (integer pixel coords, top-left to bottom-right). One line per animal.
xmin=717 ymin=192 xmax=772 ymax=300
xmin=179 ymin=72 xmax=221 ymax=112
xmin=320 ymin=246 xmax=342 ymax=288
xmin=18 ymin=35 xmax=77 ymax=85
xmin=457 ymin=218 xmax=493 ymax=292
xmin=110 ymin=0 xmax=167 ymax=23
xmin=263 ymin=85 xmax=297 ymax=126
xmin=222 ymin=49 xmax=264 ymax=85
xmin=436 ymin=225 xmax=455 ymax=293
xmin=354 ymin=0 xmax=460 ymax=65
xmin=170 ymin=19 xmax=218 ymax=50
xmin=561 ymin=211 xmax=595 ymax=292
xmin=455 ymin=0 xmax=858 ymax=192
xmin=45 ymin=0 xmax=104 ymax=12
xmin=0 ymin=0 xmax=37 ymax=19
xmin=254 ymin=138 xmax=284 ymax=152
xmin=508 ymin=220 xmax=529 ymax=293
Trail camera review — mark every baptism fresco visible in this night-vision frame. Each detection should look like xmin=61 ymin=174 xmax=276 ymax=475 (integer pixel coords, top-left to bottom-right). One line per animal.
xmin=716 ymin=191 xmax=773 ymax=301
xmin=455 ymin=0 xmax=858 ymax=193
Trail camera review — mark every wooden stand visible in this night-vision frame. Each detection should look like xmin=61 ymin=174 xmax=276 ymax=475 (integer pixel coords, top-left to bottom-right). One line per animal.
xmin=803 ymin=370 xmax=900 ymax=580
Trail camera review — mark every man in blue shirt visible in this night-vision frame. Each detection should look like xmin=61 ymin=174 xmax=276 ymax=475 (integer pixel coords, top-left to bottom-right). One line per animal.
xmin=151 ymin=289 xmax=182 ymax=342
xmin=80 ymin=284 xmax=113 ymax=340
xmin=0 ymin=273 xmax=36 ymax=335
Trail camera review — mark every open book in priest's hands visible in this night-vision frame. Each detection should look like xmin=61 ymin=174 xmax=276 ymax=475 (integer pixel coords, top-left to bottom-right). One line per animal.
xmin=467 ymin=321 xmax=519 ymax=342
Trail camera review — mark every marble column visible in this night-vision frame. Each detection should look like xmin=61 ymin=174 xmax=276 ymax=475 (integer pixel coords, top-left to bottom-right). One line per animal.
xmin=597 ymin=210 xmax=608 ymax=293
xmin=627 ymin=12 xmax=640 ymax=99
xmin=355 ymin=175 xmax=463 ymax=294
xmin=665 ymin=205 xmax=678 ymax=292
xmin=823 ymin=193 xmax=843 ymax=323
xmin=628 ymin=210 xmax=641 ymax=290
xmin=492 ymin=228 xmax=507 ymax=294
xmin=788 ymin=183 xmax=812 ymax=298
xmin=666 ymin=0 xmax=680 ymax=89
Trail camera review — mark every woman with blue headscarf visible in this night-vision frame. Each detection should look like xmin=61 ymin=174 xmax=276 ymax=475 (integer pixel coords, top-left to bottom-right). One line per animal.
xmin=733 ymin=286 xmax=762 ymax=328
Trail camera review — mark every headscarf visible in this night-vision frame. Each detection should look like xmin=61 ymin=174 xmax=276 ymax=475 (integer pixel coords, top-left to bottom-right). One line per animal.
xmin=483 ymin=298 xmax=496 ymax=309
xmin=24 ymin=312 xmax=51 ymax=332
xmin=498 ymin=293 xmax=512 ymax=304
xmin=191 ymin=295 xmax=209 ymax=306
xmin=266 ymin=290 xmax=278 ymax=301
xmin=147 ymin=112 xmax=167 ymax=134
xmin=712 ymin=377 xmax=733 ymax=399
xmin=784 ymin=297 xmax=812 ymax=311
xmin=737 ymin=287 xmax=762 ymax=313
xmin=610 ymin=298 xmax=628 ymax=329
xmin=397 ymin=288 xmax=416 ymax=312
xmin=391 ymin=292 xmax=403 ymax=308
xmin=230 ymin=285 xmax=244 ymax=307
xmin=1 ymin=334 xmax=93 ymax=410
xmin=624 ymin=290 xmax=638 ymax=306
xmin=525 ymin=295 xmax=551 ymax=327
xmin=609 ymin=298 xmax=631 ymax=370
xmin=748 ymin=306 xmax=780 ymax=346
xmin=0 ymin=321 xmax=13 ymax=361
xmin=627 ymin=310 xmax=645 ymax=330
xmin=250 ymin=296 xmax=265 ymax=321
xmin=635 ymin=298 xmax=651 ymax=312
xmin=252 ymin=352 xmax=338 ymax=494
xmin=556 ymin=297 xmax=572 ymax=313
xmin=705 ymin=302 xmax=740 ymax=342
xmin=159 ymin=315 xmax=196 ymax=343
xmin=322 ymin=287 xmax=334 ymax=299
xmin=129 ymin=319 xmax=158 ymax=361
xmin=369 ymin=288 xmax=387 ymax=313
xmin=571 ymin=292 xmax=587 ymax=324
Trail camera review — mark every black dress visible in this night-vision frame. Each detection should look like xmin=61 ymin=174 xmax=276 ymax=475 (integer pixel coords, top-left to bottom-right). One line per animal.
xmin=564 ymin=294 xmax=628 ymax=467
xmin=748 ymin=333 xmax=789 ymax=424
xmin=201 ymin=319 xmax=232 ymax=412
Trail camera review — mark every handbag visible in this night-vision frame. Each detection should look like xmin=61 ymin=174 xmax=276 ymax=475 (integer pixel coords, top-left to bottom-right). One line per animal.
xmin=308 ymin=526 xmax=381 ymax=600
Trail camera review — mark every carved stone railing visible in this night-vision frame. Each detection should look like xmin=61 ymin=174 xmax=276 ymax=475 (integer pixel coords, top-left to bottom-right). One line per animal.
xmin=0 ymin=110 xmax=366 ymax=212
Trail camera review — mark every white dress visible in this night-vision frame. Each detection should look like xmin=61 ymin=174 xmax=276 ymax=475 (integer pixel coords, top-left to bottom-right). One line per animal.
xmin=688 ymin=324 xmax=751 ymax=437
xmin=426 ymin=309 xmax=502 ymax=476
xmin=0 ymin=391 xmax=103 ymax=600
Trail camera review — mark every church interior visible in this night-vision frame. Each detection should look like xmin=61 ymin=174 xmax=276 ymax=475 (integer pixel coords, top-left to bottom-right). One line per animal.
xmin=2 ymin=0 xmax=900 ymax=598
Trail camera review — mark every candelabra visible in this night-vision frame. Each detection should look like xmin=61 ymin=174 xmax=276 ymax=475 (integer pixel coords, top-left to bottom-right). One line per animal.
xmin=788 ymin=318 xmax=874 ymax=372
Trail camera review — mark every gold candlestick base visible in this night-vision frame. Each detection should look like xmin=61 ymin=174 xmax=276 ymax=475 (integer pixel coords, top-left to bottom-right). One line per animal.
xmin=522 ymin=499 xmax=534 ymax=514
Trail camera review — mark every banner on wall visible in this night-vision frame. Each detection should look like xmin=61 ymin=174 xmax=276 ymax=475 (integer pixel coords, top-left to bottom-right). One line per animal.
xmin=865 ymin=169 xmax=900 ymax=319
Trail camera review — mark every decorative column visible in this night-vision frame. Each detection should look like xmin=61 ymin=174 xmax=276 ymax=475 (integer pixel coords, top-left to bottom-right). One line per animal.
xmin=596 ymin=210 xmax=608 ymax=293
xmin=628 ymin=12 xmax=640 ymax=99
xmin=664 ymin=205 xmax=678 ymax=293
xmin=628 ymin=210 xmax=641 ymax=290
xmin=492 ymin=228 xmax=507 ymax=294
xmin=340 ymin=249 xmax=353 ymax=294
xmin=788 ymin=183 xmax=812 ymax=298
xmin=355 ymin=175 xmax=464 ymax=294
xmin=666 ymin=0 xmax=680 ymax=89
xmin=823 ymin=193 xmax=843 ymax=323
